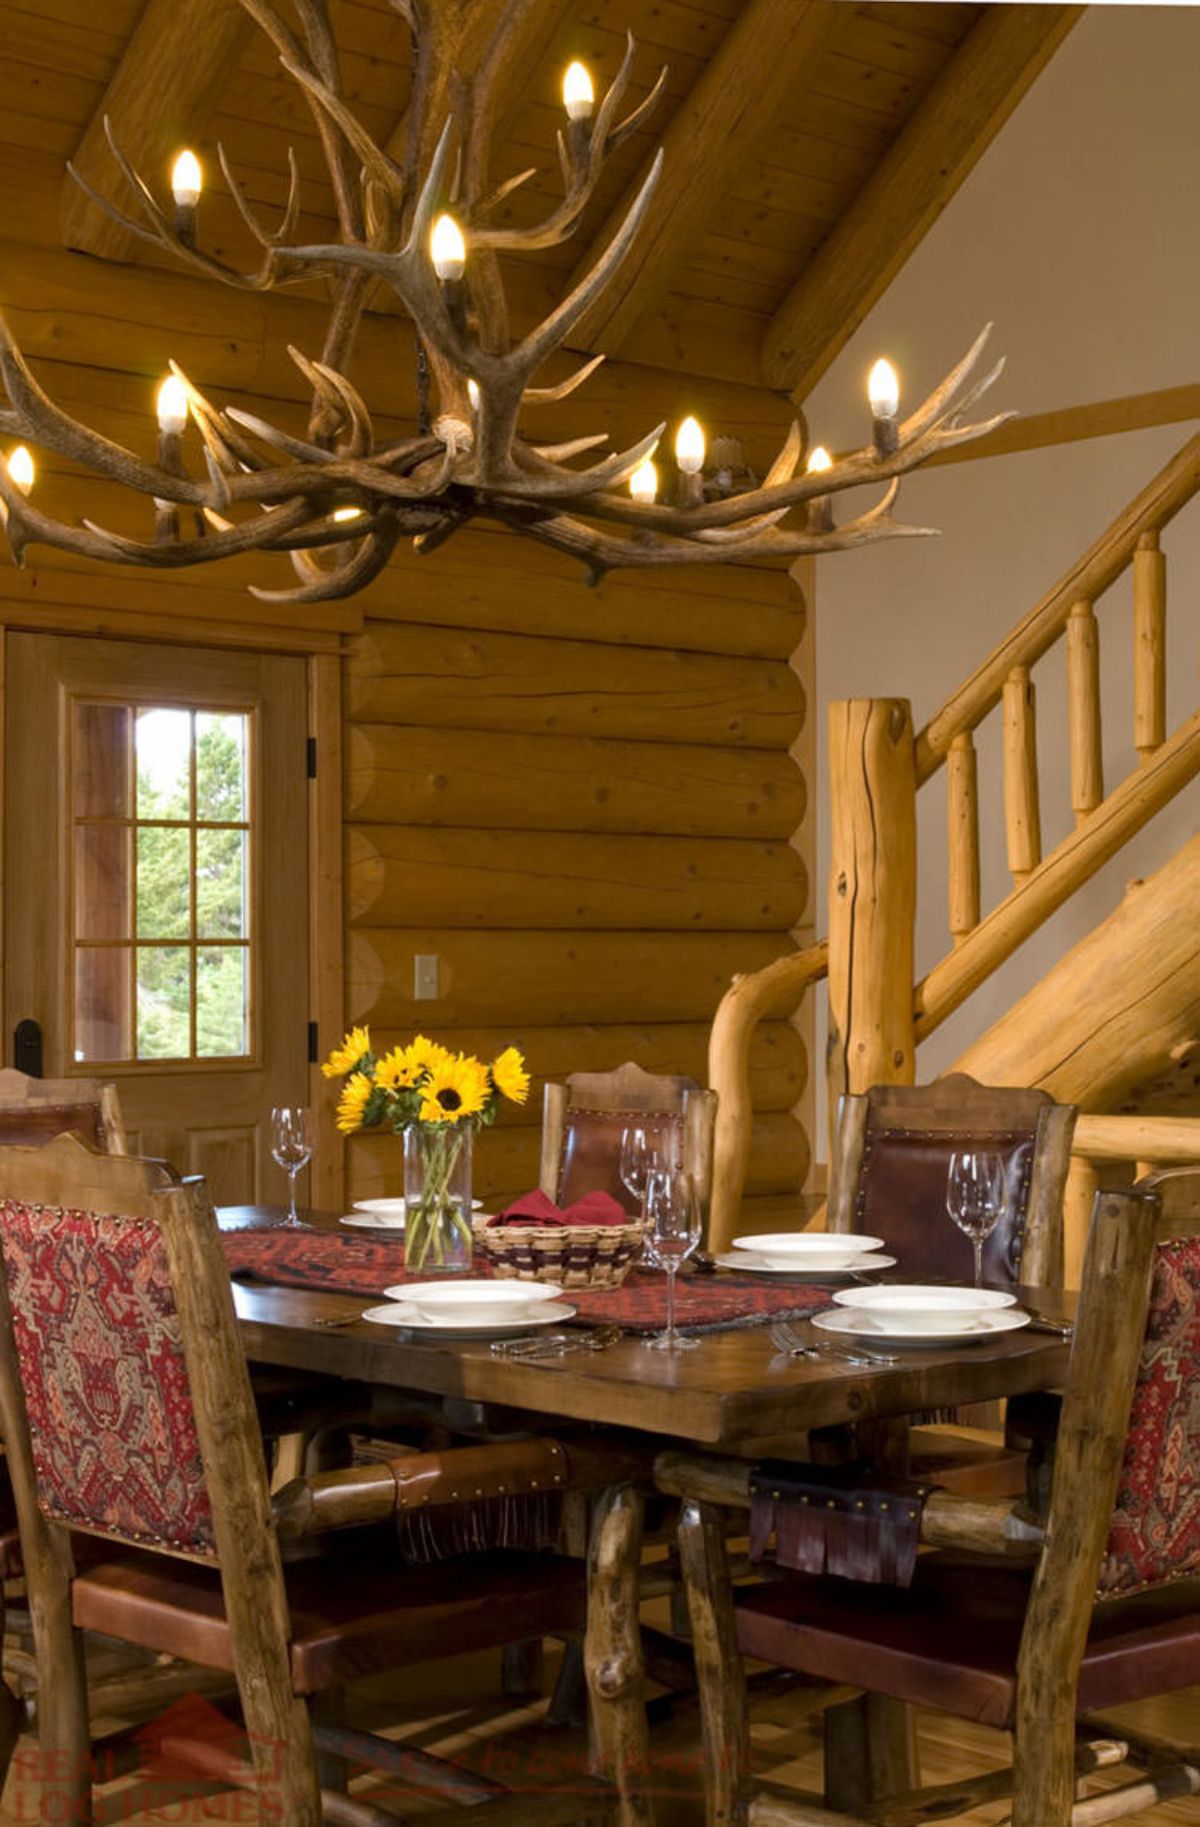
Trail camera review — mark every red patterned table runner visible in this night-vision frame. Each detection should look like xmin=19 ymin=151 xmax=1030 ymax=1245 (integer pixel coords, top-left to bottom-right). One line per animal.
xmin=221 ymin=1228 xmax=831 ymax=1334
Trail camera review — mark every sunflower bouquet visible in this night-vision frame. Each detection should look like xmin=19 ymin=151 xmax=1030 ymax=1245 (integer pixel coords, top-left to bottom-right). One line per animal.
xmin=322 ymin=1027 xmax=529 ymax=1272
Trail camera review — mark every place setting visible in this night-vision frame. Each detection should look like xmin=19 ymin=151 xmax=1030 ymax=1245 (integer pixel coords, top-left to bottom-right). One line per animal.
xmin=712 ymin=1230 xmax=896 ymax=1281
xmin=361 ymin=1277 xmax=577 ymax=1339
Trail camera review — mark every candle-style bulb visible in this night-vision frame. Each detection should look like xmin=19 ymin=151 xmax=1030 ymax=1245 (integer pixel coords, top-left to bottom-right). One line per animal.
xmin=170 ymin=149 xmax=202 ymax=209
xmin=332 ymin=505 xmax=363 ymax=523
xmin=629 ymin=457 xmax=657 ymax=505
xmin=466 ymin=378 xmax=481 ymax=412
xmin=430 ymin=213 xmax=466 ymax=281
xmin=562 ymin=61 xmax=594 ymax=121
xmin=806 ymin=444 xmax=832 ymax=475
xmin=156 ymin=374 xmax=189 ymax=436
xmin=674 ymin=415 xmax=705 ymax=476
xmin=868 ymin=357 xmax=900 ymax=421
xmin=6 ymin=446 xmax=34 ymax=497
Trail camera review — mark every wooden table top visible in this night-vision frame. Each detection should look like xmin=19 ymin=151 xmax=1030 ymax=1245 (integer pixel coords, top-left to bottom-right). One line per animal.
xmin=223 ymin=1205 xmax=1071 ymax=1455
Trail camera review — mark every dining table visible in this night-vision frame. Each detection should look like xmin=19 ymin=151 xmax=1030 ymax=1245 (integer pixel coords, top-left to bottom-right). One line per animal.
xmin=220 ymin=1204 xmax=1073 ymax=1825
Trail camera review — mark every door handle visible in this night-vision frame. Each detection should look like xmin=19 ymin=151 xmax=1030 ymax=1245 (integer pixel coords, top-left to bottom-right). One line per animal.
xmin=13 ymin=1019 xmax=43 ymax=1078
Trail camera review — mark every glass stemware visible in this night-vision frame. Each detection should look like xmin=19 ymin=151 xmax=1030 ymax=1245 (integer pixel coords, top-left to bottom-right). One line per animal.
xmin=619 ymin=1124 xmax=650 ymax=1213
xmin=946 ymin=1149 xmax=1005 ymax=1287
xmin=270 ymin=1105 xmax=312 ymax=1227
xmin=643 ymin=1167 xmax=702 ymax=1351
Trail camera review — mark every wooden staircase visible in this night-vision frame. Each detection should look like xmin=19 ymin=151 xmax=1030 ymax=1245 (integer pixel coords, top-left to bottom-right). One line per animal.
xmin=708 ymin=430 xmax=1200 ymax=1256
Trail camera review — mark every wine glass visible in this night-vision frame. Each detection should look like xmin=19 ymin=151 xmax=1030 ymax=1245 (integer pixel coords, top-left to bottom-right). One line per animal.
xmin=619 ymin=1125 xmax=650 ymax=1213
xmin=946 ymin=1149 xmax=1005 ymax=1288
xmin=642 ymin=1168 xmax=702 ymax=1352
xmin=271 ymin=1106 xmax=312 ymax=1227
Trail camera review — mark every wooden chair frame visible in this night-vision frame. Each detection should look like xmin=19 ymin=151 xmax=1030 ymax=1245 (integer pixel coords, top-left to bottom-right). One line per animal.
xmin=0 ymin=1135 xmax=640 ymax=1825
xmin=0 ymin=1066 xmax=127 ymax=1155
xmin=827 ymin=1073 xmax=1077 ymax=1291
xmin=661 ymin=1175 xmax=1200 ymax=1827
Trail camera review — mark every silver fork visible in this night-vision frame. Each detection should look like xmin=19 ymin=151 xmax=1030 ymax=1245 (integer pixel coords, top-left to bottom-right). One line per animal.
xmin=768 ymin=1320 xmax=899 ymax=1368
xmin=490 ymin=1325 xmax=622 ymax=1360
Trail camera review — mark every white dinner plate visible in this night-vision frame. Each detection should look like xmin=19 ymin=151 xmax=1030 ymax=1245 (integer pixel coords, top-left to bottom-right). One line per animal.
xmin=340 ymin=1211 xmax=406 ymax=1231
xmin=813 ymin=1307 xmax=1031 ymax=1346
xmin=361 ymin=1299 xmax=577 ymax=1338
xmin=733 ymin=1232 xmax=886 ymax=1259
xmin=352 ymin=1197 xmax=484 ymax=1216
xmin=714 ymin=1251 xmax=896 ymax=1280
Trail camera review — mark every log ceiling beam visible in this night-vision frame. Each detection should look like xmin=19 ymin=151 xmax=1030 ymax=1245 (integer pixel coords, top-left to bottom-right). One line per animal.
xmin=567 ymin=0 xmax=841 ymax=358
xmin=763 ymin=4 xmax=1084 ymax=401
xmin=61 ymin=0 xmax=255 ymax=263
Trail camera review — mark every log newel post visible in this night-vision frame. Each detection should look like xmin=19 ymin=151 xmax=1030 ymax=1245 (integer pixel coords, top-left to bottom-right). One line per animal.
xmin=826 ymin=699 xmax=917 ymax=1152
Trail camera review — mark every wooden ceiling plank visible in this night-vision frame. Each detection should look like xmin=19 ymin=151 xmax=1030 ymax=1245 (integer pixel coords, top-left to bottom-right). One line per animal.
xmin=565 ymin=0 xmax=843 ymax=358
xmin=763 ymin=4 xmax=1083 ymax=399
xmin=60 ymin=0 xmax=256 ymax=263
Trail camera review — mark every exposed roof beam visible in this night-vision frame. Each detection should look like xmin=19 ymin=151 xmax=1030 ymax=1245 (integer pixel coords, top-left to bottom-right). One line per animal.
xmin=61 ymin=0 xmax=255 ymax=263
xmin=568 ymin=0 xmax=841 ymax=357
xmin=763 ymin=5 xmax=1084 ymax=400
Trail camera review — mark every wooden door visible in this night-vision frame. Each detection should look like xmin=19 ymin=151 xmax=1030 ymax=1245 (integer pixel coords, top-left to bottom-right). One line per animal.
xmin=4 ymin=633 xmax=310 ymax=1206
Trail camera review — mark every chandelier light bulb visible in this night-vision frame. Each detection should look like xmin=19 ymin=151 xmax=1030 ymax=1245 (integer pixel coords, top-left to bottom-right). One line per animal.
xmin=6 ymin=446 xmax=34 ymax=497
xmin=170 ymin=149 xmax=202 ymax=209
xmin=156 ymin=374 xmax=189 ymax=436
xmin=430 ymin=213 xmax=466 ymax=281
xmin=868 ymin=357 xmax=900 ymax=420
xmin=629 ymin=457 xmax=658 ymax=505
xmin=467 ymin=378 xmax=481 ymax=412
xmin=806 ymin=444 xmax=832 ymax=475
xmin=562 ymin=61 xmax=594 ymax=121
xmin=674 ymin=415 xmax=705 ymax=475
xmin=332 ymin=505 xmax=363 ymax=523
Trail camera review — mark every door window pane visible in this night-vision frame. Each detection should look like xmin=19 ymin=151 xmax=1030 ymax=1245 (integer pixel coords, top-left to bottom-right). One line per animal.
xmin=72 ymin=701 xmax=253 ymax=1064
xmin=136 ymin=708 xmax=191 ymax=819
xmin=137 ymin=946 xmax=191 ymax=1059
xmin=75 ymin=948 xmax=132 ymax=1063
xmin=196 ymin=828 xmax=246 ymax=939
xmin=75 ymin=825 xmax=130 ymax=941
xmin=136 ymin=827 xmax=191 ymax=939
xmin=197 ymin=947 xmax=248 ymax=1057
xmin=196 ymin=713 xmax=247 ymax=822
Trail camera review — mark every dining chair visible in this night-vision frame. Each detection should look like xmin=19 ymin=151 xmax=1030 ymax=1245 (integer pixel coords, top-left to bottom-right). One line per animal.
xmin=0 ymin=1066 xmax=127 ymax=1154
xmin=826 ymin=1073 xmax=1077 ymax=1494
xmin=0 ymin=1133 xmax=639 ymax=1824
xmin=664 ymin=1171 xmax=1200 ymax=1827
xmin=541 ymin=1060 xmax=717 ymax=1232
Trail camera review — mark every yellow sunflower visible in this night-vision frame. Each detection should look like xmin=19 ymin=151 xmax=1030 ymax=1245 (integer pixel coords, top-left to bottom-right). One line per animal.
xmin=490 ymin=1045 xmax=530 ymax=1105
xmin=406 ymin=1033 xmax=452 ymax=1077
xmin=419 ymin=1053 xmax=491 ymax=1126
xmin=322 ymin=1024 xmax=371 ymax=1079
xmin=374 ymin=1044 xmax=423 ymax=1092
xmin=335 ymin=1071 xmax=374 ymax=1135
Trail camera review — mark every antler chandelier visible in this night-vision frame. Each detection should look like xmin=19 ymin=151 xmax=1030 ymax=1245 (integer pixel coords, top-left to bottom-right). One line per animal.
xmin=0 ymin=0 xmax=1011 ymax=605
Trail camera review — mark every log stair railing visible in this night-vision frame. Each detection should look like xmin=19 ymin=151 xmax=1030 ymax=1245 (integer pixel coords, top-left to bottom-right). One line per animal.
xmin=709 ymin=429 xmax=1200 ymax=1252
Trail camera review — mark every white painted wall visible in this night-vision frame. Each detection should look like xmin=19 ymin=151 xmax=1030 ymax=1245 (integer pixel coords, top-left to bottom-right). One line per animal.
xmin=806 ymin=4 xmax=1200 ymax=1157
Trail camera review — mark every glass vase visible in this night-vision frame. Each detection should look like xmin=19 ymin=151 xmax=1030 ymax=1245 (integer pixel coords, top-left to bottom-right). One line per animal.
xmin=403 ymin=1124 xmax=474 ymax=1275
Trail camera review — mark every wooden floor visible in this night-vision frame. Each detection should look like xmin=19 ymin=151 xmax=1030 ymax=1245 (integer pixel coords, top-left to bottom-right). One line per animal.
xmin=1 ymin=1643 xmax=1197 ymax=1825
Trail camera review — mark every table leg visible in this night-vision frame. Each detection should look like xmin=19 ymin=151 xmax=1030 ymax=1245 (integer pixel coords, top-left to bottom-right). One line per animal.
xmin=824 ymin=1692 xmax=917 ymax=1813
xmin=677 ymin=1496 xmax=749 ymax=1827
xmin=584 ymin=1481 xmax=653 ymax=1827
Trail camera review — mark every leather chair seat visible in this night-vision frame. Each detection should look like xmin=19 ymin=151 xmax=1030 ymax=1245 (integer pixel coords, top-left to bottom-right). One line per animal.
xmin=735 ymin=1556 xmax=1200 ymax=1729
xmin=73 ymin=1539 xmax=587 ymax=1695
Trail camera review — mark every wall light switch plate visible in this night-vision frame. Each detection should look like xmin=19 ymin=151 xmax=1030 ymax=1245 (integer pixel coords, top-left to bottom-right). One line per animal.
xmin=413 ymin=954 xmax=439 ymax=1000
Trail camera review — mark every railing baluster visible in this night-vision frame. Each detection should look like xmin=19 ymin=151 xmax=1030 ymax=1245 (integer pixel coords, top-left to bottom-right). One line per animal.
xmin=1067 ymin=599 xmax=1103 ymax=824
xmin=947 ymin=731 xmax=980 ymax=944
xmin=1134 ymin=529 xmax=1166 ymax=759
xmin=1003 ymin=665 xmax=1041 ymax=884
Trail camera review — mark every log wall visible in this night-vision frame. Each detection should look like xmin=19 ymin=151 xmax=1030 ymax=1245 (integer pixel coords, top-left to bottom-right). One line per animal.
xmin=343 ymin=531 xmax=811 ymax=1211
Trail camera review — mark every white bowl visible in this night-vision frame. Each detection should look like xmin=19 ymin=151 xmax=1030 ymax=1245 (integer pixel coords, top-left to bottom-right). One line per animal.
xmin=395 ymin=1278 xmax=565 ymax=1325
xmin=733 ymin=1232 xmax=886 ymax=1260
xmin=831 ymin=1283 xmax=1017 ymax=1334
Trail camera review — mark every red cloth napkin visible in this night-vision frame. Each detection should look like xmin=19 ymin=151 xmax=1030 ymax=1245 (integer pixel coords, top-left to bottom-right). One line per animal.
xmin=488 ymin=1189 xmax=629 ymax=1228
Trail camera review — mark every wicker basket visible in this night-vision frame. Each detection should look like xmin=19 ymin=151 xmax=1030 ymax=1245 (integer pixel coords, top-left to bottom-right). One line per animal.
xmin=471 ymin=1216 xmax=644 ymax=1289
